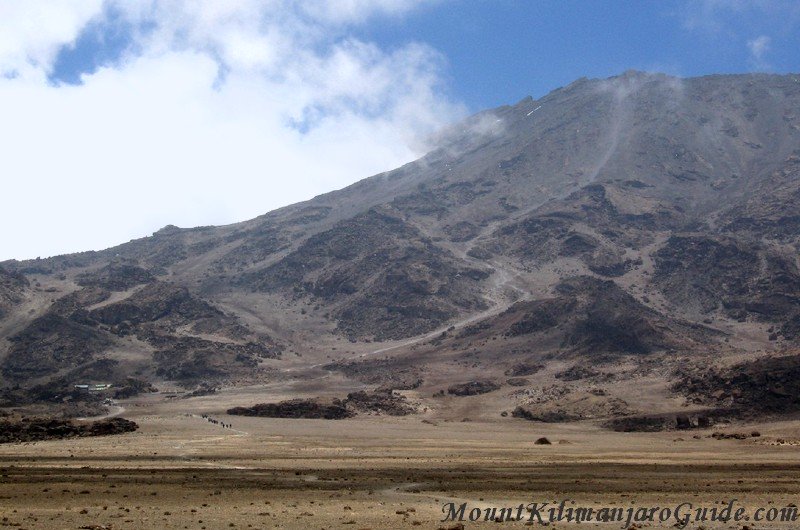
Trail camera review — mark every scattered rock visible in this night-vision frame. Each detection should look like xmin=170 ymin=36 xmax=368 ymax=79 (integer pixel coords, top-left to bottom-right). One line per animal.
xmin=344 ymin=389 xmax=416 ymax=416
xmin=554 ymin=365 xmax=601 ymax=381
xmin=504 ymin=362 xmax=544 ymax=377
xmin=447 ymin=380 xmax=500 ymax=396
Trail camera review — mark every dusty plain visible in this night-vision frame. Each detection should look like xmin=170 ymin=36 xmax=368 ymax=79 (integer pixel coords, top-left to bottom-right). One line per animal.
xmin=2 ymin=387 xmax=800 ymax=530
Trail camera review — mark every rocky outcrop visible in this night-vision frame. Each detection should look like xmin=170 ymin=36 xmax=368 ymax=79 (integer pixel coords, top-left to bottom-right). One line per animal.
xmin=0 ymin=266 xmax=28 ymax=318
xmin=89 ymin=282 xmax=224 ymax=328
xmin=0 ymin=417 xmax=138 ymax=443
xmin=604 ymin=410 xmax=738 ymax=432
xmin=241 ymin=209 xmax=489 ymax=341
xmin=504 ymin=362 xmax=544 ymax=377
xmin=555 ymin=365 xmax=606 ymax=381
xmin=673 ymin=354 xmax=800 ymax=415
xmin=343 ymin=389 xmax=416 ymax=416
xmin=652 ymin=236 xmax=800 ymax=331
xmin=150 ymin=336 xmax=272 ymax=381
xmin=227 ymin=390 xmax=416 ymax=419
xmin=227 ymin=399 xmax=354 ymax=420
xmin=511 ymin=407 xmax=577 ymax=423
xmin=1 ymin=279 xmax=281 ymax=386
xmin=323 ymin=358 xmax=423 ymax=390
xmin=499 ymin=276 xmax=705 ymax=356
xmin=447 ymin=380 xmax=500 ymax=396
xmin=76 ymin=263 xmax=155 ymax=291
xmin=2 ymin=313 xmax=112 ymax=380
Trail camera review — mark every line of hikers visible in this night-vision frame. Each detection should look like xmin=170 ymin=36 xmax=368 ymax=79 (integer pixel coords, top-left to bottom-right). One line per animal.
xmin=200 ymin=413 xmax=233 ymax=429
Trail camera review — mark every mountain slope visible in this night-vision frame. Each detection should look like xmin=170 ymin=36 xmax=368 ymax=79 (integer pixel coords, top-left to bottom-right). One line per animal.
xmin=2 ymin=71 xmax=799 ymax=424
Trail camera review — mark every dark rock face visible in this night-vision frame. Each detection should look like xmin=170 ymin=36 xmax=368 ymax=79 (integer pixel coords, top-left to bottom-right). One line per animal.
xmin=555 ymin=365 xmax=601 ymax=381
xmin=654 ymin=236 xmax=760 ymax=315
xmin=444 ymin=221 xmax=480 ymax=242
xmin=0 ymin=417 xmax=138 ymax=443
xmin=489 ymin=195 xmax=649 ymax=279
xmin=652 ymin=236 xmax=800 ymax=329
xmin=2 ymin=313 xmax=112 ymax=380
xmin=76 ymin=263 xmax=155 ymax=291
xmin=227 ymin=390 xmax=416 ymax=419
xmin=211 ymin=226 xmax=291 ymax=271
xmin=89 ymin=282 xmax=284 ymax=382
xmin=717 ymin=154 xmax=800 ymax=242
xmin=89 ymin=282 xmax=222 ymax=328
xmin=556 ymin=277 xmax=673 ymax=355
xmin=49 ymin=287 xmax=112 ymax=317
xmin=150 ymin=336 xmax=275 ymax=381
xmin=499 ymin=276 xmax=696 ymax=357
xmin=228 ymin=399 xmax=354 ymax=420
xmin=343 ymin=389 xmax=416 ymax=416
xmin=673 ymin=354 xmax=800 ymax=415
xmin=504 ymin=363 xmax=544 ymax=377
xmin=0 ymin=266 xmax=28 ymax=318
xmin=323 ymin=358 xmax=423 ymax=390
xmin=1 ymin=279 xmax=281 ymax=386
xmin=604 ymin=410 xmax=737 ymax=432
xmin=243 ymin=209 xmax=489 ymax=341
xmin=511 ymin=407 xmax=576 ymax=423
xmin=447 ymin=380 xmax=500 ymax=396
xmin=505 ymin=298 xmax=578 ymax=337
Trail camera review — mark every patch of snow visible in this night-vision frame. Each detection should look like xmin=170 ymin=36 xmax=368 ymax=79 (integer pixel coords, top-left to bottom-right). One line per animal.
xmin=526 ymin=105 xmax=543 ymax=117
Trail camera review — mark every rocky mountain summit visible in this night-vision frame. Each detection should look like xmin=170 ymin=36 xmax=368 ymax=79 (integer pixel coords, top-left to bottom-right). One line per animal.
xmin=2 ymin=71 xmax=799 ymax=425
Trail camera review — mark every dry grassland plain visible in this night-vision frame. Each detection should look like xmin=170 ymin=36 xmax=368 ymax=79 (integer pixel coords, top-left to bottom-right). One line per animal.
xmin=2 ymin=388 xmax=800 ymax=529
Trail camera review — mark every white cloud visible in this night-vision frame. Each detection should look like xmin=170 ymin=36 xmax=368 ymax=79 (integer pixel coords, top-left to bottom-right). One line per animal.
xmin=680 ymin=0 xmax=751 ymax=33
xmin=747 ymin=34 xmax=771 ymax=67
xmin=0 ymin=0 xmax=105 ymax=76
xmin=0 ymin=0 xmax=463 ymax=260
xmin=299 ymin=0 xmax=431 ymax=24
xmin=680 ymin=0 xmax=800 ymax=36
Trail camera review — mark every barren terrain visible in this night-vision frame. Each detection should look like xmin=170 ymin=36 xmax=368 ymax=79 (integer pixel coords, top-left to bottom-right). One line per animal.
xmin=2 ymin=388 xmax=800 ymax=529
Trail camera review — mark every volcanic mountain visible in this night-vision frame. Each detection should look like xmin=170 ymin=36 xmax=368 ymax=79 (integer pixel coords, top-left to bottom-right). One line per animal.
xmin=2 ymin=71 xmax=800 ymax=426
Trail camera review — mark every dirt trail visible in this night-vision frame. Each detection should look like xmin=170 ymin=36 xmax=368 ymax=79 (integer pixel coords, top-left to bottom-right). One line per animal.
xmin=172 ymin=414 xmax=251 ymax=469
xmin=382 ymin=481 xmax=498 ymax=513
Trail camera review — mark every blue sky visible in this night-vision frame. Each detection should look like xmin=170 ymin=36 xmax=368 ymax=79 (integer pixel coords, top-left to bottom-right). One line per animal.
xmin=1 ymin=1 xmax=798 ymax=260
xmin=43 ymin=1 xmax=800 ymax=112
xmin=355 ymin=0 xmax=800 ymax=111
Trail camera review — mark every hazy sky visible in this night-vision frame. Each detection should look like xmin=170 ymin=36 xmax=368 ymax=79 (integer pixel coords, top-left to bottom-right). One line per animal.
xmin=2 ymin=0 xmax=799 ymax=260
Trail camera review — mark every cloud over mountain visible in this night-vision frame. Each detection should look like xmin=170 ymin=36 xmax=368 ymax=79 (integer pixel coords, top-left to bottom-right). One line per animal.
xmin=0 ymin=0 xmax=462 ymax=260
